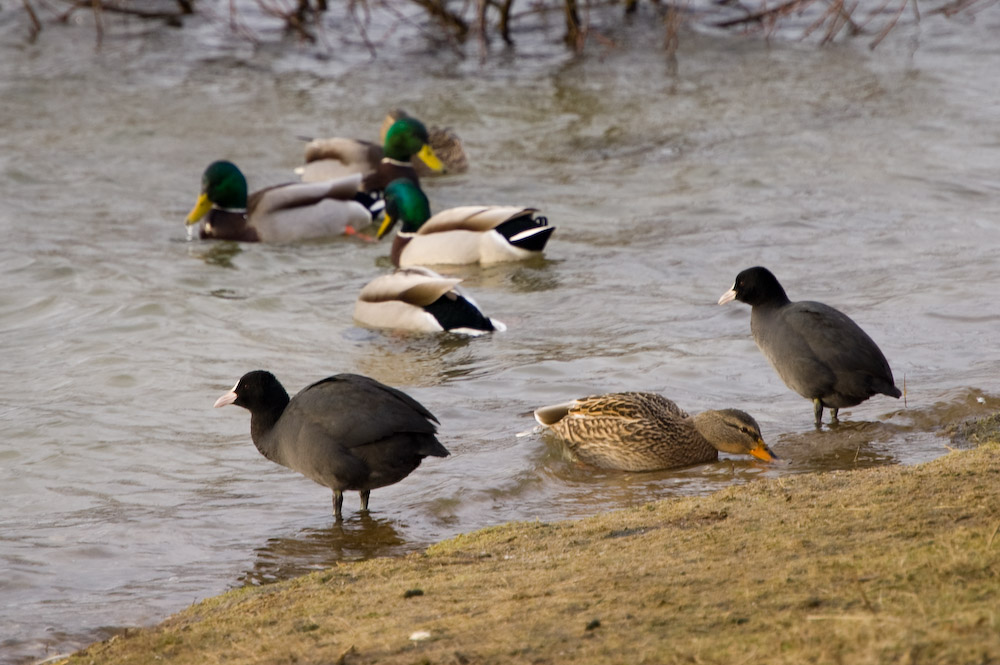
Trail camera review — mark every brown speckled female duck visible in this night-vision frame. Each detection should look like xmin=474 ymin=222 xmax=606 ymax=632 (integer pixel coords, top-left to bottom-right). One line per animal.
xmin=534 ymin=392 xmax=776 ymax=471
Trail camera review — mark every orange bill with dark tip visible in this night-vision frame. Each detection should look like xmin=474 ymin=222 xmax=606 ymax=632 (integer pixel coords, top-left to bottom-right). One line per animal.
xmin=749 ymin=440 xmax=778 ymax=462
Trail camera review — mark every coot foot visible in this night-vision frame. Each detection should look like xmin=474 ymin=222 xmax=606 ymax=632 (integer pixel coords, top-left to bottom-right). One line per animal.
xmin=333 ymin=490 xmax=344 ymax=521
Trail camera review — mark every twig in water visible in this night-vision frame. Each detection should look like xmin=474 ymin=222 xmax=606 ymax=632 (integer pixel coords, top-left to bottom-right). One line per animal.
xmin=715 ymin=0 xmax=814 ymax=29
xmin=868 ymin=0 xmax=908 ymax=49
xmin=256 ymin=0 xmax=317 ymax=42
xmin=664 ymin=0 xmax=684 ymax=57
xmin=928 ymin=0 xmax=997 ymax=16
xmin=21 ymin=0 xmax=43 ymax=39
xmin=348 ymin=0 xmax=378 ymax=60
xmin=498 ymin=0 xmax=515 ymax=44
xmin=565 ymin=0 xmax=583 ymax=49
xmin=406 ymin=0 xmax=470 ymax=40
xmin=91 ymin=0 xmax=103 ymax=47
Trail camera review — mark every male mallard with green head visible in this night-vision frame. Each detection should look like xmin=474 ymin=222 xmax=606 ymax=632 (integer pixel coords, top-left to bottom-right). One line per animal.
xmin=378 ymin=109 xmax=468 ymax=177
xmin=299 ymin=116 xmax=446 ymax=193
xmin=186 ymin=160 xmax=373 ymax=243
xmin=377 ymin=178 xmax=554 ymax=266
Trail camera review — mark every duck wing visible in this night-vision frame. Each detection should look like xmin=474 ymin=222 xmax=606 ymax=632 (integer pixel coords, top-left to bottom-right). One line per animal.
xmin=250 ymin=175 xmax=363 ymax=215
xmin=418 ymin=206 xmax=538 ymax=235
xmin=535 ymin=392 xmax=688 ymax=427
xmin=246 ymin=175 xmax=370 ymax=242
xmin=357 ymin=268 xmax=462 ymax=307
xmin=299 ymin=138 xmax=382 ymax=183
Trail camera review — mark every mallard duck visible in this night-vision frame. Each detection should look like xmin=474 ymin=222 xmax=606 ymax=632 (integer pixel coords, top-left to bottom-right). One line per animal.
xmin=186 ymin=161 xmax=373 ymax=243
xmin=377 ymin=178 xmax=555 ymax=267
xmin=214 ymin=370 xmax=449 ymax=520
xmin=534 ymin=392 xmax=776 ymax=471
xmin=354 ymin=266 xmax=505 ymax=335
xmin=298 ymin=116 xmax=446 ymax=193
xmin=378 ymin=108 xmax=468 ymax=178
xmin=718 ymin=266 xmax=901 ymax=425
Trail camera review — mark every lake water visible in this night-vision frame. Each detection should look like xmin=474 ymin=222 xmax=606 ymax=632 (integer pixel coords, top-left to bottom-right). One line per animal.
xmin=2 ymin=3 xmax=1000 ymax=663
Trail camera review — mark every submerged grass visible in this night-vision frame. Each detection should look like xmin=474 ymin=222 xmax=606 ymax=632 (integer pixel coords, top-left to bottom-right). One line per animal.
xmin=65 ymin=429 xmax=1000 ymax=665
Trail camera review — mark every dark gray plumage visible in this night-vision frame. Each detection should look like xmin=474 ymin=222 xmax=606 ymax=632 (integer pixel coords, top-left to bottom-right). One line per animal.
xmin=719 ymin=266 xmax=901 ymax=425
xmin=214 ymin=370 xmax=449 ymax=519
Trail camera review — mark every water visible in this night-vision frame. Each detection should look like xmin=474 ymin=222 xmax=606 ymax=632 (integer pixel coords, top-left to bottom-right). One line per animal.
xmin=2 ymin=4 xmax=1000 ymax=663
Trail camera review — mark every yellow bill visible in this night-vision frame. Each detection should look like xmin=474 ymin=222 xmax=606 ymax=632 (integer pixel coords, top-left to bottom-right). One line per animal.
xmin=376 ymin=213 xmax=396 ymax=240
xmin=186 ymin=192 xmax=212 ymax=225
xmin=416 ymin=144 xmax=444 ymax=173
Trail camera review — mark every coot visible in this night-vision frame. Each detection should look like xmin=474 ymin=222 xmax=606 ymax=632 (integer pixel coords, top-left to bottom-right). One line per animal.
xmin=376 ymin=178 xmax=554 ymax=267
xmin=719 ymin=266 xmax=901 ymax=425
xmin=214 ymin=371 xmax=449 ymax=519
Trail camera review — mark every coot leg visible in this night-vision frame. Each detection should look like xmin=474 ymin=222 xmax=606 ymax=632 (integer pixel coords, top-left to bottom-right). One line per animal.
xmin=813 ymin=398 xmax=824 ymax=426
xmin=333 ymin=490 xmax=344 ymax=521
xmin=359 ymin=489 xmax=371 ymax=512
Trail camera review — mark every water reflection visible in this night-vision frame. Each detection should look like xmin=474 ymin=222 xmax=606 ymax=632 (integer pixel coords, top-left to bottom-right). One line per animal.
xmin=351 ymin=327 xmax=492 ymax=387
xmin=369 ymin=254 xmax=560 ymax=293
xmin=450 ymin=257 xmax=563 ymax=293
xmin=775 ymin=420 xmax=905 ymax=471
xmin=535 ymin=427 xmax=776 ymax=503
xmin=504 ymin=260 xmax=562 ymax=294
xmin=188 ymin=241 xmax=243 ymax=269
xmin=239 ymin=514 xmax=419 ymax=586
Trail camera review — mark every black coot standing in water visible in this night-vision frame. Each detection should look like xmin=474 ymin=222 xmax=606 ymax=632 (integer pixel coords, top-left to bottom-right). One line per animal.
xmin=718 ymin=266 xmax=901 ymax=425
xmin=214 ymin=370 xmax=449 ymax=520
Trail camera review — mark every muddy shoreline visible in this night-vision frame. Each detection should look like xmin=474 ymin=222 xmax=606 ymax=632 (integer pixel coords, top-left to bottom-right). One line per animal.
xmin=57 ymin=427 xmax=1000 ymax=665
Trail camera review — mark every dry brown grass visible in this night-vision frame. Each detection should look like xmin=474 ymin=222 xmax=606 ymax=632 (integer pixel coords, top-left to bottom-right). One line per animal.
xmin=63 ymin=435 xmax=1000 ymax=665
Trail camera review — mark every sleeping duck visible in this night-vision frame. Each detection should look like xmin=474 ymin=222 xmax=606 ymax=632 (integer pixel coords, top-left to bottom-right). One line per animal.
xmin=377 ymin=178 xmax=555 ymax=267
xmin=186 ymin=160 xmax=373 ymax=243
xmin=298 ymin=116 xmax=446 ymax=193
xmin=354 ymin=266 xmax=505 ymax=335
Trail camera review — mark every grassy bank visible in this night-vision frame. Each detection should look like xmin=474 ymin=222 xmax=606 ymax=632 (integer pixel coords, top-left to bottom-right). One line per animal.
xmin=64 ymin=439 xmax=1000 ymax=665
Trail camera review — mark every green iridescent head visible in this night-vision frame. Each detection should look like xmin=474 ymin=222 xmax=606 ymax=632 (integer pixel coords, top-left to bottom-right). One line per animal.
xmin=377 ymin=178 xmax=432 ymax=239
xmin=186 ymin=160 xmax=249 ymax=224
xmin=382 ymin=118 xmax=443 ymax=171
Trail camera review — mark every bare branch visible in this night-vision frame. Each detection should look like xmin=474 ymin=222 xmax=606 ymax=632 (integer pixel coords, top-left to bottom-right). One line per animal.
xmin=406 ymin=0 xmax=471 ymax=39
xmin=868 ymin=0 xmax=908 ymax=49
xmin=21 ymin=0 xmax=43 ymax=39
xmin=348 ymin=0 xmax=378 ymax=60
xmin=10 ymin=0 xmax=992 ymax=56
xmin=715 ymin=0 xmax=814 ymax=29
xmin=498 ymin=0 xmax=514 ymax=43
